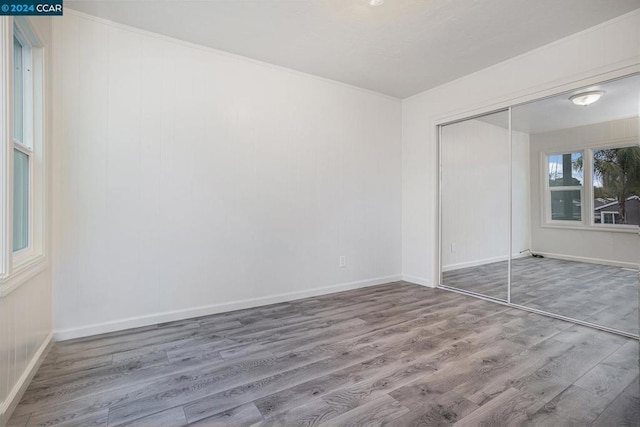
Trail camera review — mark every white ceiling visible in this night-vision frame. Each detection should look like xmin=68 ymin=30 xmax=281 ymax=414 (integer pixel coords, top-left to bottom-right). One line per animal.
xmin=66 ymin=0 xmax=640 ymax=99
xmin=512 ymin=74 xmax=640 ymax=134
xmin=476 ymin=74 xmax=640 ymax=134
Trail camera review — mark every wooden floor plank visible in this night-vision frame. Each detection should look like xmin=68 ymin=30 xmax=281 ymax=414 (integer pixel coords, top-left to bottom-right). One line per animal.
xmin=118 ymin=407 xmax=187 ymax=427
xmin=8 ymin=282 xmax=639 ymax=427
xmin=452 ymin=387 xmax=538 ymax=426
xmin=181 ymin=346 xmax=383 ymax=424
xmin=318 ymin=395 xmax=409 ymax=426
xmin=529 ymin=385 xmax=610 ymax=425
xmin=591 ymin=376 xmax=640 ymax=427
xmin=386 ymin=390 xmax=478 ymax=426
xmin=187 ymin=402 xmax=264 ymax=426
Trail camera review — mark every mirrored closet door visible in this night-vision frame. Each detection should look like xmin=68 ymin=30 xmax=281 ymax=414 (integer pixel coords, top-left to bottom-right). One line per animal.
xmin=439 ymin=73 xmax=639 ymax=338
xmin=440 ymin=110 xmax=510 ymax=301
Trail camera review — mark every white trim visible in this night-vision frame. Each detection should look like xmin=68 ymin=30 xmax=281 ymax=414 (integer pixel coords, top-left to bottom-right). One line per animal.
xmin=443 ymin=255 xmax=508 ymax=272
xmin=507 ymin=106 xmax=512 ymax=304
xmin=442 ymin=252 xmax=530 ymax=273
xmin=402 ymin=275 xmax=433 ymax=288
xmin=53 ymin=275 xmax=402 ymax=341
xmin=0 ymin=254 xmax=46 ymax=297
xmin=535 ymin=251 xmax=638 ymax=270
xmin=0 ymin=331 xmax=52 ymax=426
xmin=539 ymin=224 xmax=638 ymax=234
xmin=63 ymin=9 xmax=400 ymax=103
xmin=435 ymin=123 xmax=442 ymax=290
xmin=0 ymin=17 xmax=11 ymax=280
xmin=13 ymin=17 xmax=41 ymax=47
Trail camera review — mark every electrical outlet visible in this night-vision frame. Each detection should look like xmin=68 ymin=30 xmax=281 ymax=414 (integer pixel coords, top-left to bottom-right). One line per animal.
xmin=339 ymin=256 xmax=347 ymax=268
xmin=451 ymin=243 xmax=456 ymax=253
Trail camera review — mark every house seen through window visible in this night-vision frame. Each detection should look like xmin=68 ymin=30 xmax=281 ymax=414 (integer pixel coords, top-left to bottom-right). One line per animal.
xmin=592 ymin=146 xmax=640 ymax=226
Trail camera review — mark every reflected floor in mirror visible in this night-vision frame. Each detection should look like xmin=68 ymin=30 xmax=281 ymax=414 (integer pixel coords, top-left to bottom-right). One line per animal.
xmin=442 ymin=257 xmax=639 ymax=336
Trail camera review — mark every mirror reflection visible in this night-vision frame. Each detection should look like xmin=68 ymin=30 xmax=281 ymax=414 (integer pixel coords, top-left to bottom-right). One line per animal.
xmin=440 ymin=110 xmax=510 ymax=301
xmin=439 ymin=73 xmax=639 ymax=337
xmin=511 ymin=74 xmax=639 ymax=336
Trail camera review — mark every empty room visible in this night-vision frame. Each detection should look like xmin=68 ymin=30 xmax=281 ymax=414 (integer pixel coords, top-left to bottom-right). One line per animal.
xmin=1 ymin=0 xmax=639 ymax=426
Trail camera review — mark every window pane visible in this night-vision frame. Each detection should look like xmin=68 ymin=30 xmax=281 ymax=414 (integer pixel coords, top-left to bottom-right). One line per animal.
xmin=551 ymin=189 xmax=581 ymax=221
xmin=601 ymin=212 xmax=618 ymax=224
xmin=13 ymin=35 xmax=23 ymax=143
xmin=548 ymin=152 xmax=583 ymax=187
xmin=13 ymin=149 xmax=29 ymax=251
xmin=593 ymin=146 xmax=640 ymax=226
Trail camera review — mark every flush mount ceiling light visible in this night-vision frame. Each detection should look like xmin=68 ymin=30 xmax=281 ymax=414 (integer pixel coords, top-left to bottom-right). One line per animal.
xmin=569 ymin=90 xmax=604 ymax=106
xmin=367 ymin=0 xmax=384 ymax=5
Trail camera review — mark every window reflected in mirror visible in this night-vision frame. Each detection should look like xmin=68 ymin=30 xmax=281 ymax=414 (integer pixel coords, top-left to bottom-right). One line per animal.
xmin=592 ymin=145 xmax=640 ymax=226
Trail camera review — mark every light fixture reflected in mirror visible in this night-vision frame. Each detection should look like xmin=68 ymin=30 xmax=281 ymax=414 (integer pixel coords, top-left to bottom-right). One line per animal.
xmin=569 ymin=90 xmax=604 ymax=106
xmin=367 ymin=0 xmax=384 ymax=6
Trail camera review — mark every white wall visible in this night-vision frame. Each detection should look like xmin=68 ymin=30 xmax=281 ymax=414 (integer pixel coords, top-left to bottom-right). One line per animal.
xmin=529 ymin=117 xmax=639 ymax=267
xmin=440 ymin=119 xmax=530 ymax=271
xmin=0 ymin=272 xmax=52 ymax=423
xmin=0 ymin=16 xmax=53 ymax=425
xmin=402 ymin=10 xmax=640 ymax=286
xmin=52 ymin=11 xmax=402 ymax=339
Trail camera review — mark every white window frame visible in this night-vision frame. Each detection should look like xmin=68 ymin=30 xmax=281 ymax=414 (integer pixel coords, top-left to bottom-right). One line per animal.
xmin=0 ymin=17 xmax=47 ymax=297
xmin=541 ymin=140 xmax=639 ymax=233
xmin=543 ymin=150 xmax=585 ymax=225
xmin=12 ymin=21 xmax=33 ymax=258
xmin=601 ymin=211 xmax=619 ymax=224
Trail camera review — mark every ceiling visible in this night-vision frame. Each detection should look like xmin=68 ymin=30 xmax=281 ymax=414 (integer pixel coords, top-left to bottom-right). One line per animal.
xmin=512 ymin=74 xmax=640 ymax=134
xmin=476 ymin=74 xmax=640 ymax=134
xmin=66 ymin=0 xmax=640 ymax=99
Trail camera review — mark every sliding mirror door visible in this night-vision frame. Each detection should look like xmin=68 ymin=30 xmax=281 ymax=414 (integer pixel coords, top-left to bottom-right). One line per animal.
xmin=511 ymin=74 xmax=640 ymax=336
xmin=440 ymin=110 xmax=510 ymax=301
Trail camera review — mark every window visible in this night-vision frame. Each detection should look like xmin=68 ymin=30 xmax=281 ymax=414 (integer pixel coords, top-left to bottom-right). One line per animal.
xmin=544 ymin=145 xmax=640 ymax=229
xmin=12 ymin=25 xmax=31 ymax=252
xmin=547 ymin=152 xmax=583 ymax=221
xmin=0 ymin=17 xmax=45 ymax=292
xmin=592 ymin=145 xmax=640 ymax=226
xmin=601 ymin=212 xmax=619 ymax=224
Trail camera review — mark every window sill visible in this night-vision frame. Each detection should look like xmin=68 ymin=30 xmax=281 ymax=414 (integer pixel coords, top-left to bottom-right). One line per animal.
xmin=0 ymin=254 xmax=47 ymax=298
xmin=541 ymin=223 xmax=639 ymax=234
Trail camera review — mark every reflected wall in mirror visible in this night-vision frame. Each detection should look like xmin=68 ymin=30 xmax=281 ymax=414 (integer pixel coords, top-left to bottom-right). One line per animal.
xmin=440 ymin=110 xmax=511 ymax=301
xmin=511 ymin=73 xmax=640 ymax=336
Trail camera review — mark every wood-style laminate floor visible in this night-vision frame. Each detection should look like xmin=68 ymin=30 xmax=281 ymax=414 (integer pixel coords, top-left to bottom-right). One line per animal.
xmin=8 ymin=282 xmax=640 ymax=426
xmin=443 ymin=257 xmax=640 ymax=335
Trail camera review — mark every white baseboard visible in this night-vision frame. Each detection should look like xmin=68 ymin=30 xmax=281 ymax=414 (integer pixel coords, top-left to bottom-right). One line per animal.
xmin=53 ymin=275 xmax=402 ymax=341
xmin=402 ymin=275 xmax=434 ymax=288
xmin=442 ymin=252 xmax=529 ymax=272
xmin=534 ymin=252 xmax=639 ymax=270
xmin=0 ymin=331 xmax=53 ymax=426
